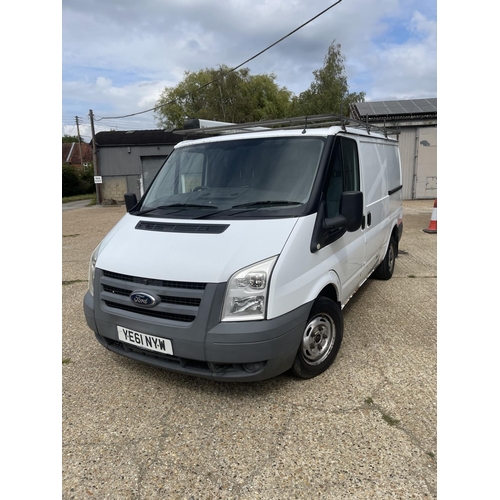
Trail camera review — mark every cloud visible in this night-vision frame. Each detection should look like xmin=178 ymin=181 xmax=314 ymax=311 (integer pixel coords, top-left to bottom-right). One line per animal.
xmin=362 ymin=10 xmax=437 ymax=100
xmin=62 ymin=0 xmax=437 ymax=132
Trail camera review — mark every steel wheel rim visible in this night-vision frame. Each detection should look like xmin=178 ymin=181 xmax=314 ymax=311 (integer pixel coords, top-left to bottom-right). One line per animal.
xmin=388 ymin=244 xmax=395 ymax=274
xmin=301 ymin=313 xmax=335 ymax=366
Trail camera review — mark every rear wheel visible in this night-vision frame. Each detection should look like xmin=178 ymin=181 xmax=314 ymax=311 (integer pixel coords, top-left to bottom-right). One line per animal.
xmin=290 ymin=297 xmax=343 ymax=379
xmin=372 ymin=236 xmax=396 ymax=280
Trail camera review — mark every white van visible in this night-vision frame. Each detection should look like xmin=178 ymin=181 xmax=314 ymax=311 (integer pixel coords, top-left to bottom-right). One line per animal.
xmin=83 ymin=115 xmax=403 ymax=381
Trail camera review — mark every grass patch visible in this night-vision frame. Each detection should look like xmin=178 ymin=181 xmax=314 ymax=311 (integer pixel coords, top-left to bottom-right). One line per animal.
xmin=408 ymin=274 xmax=416 ymax=278
xmin=63 ymin=234 xmax=80 ymax=238
xmin=382 ymin=413 xmax=400 ymax=426
xmin=62 ymin=358 xmax=72 ymax=364
xmin=426 ymin=451 xmax=435 ymax=458
xmin=62 ymin=194 xmax=96 ymax=204
xmin=62 ymin=280 xmax=87 ymax=286
xmin=364 ymin=397 xmax=374 ymax=405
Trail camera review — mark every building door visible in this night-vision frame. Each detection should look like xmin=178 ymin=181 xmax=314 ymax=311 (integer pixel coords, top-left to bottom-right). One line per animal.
xmin=414 ymin=127 xmax=437 ymax=199
xmin=126 ymin=175 xmax=142 ymax=199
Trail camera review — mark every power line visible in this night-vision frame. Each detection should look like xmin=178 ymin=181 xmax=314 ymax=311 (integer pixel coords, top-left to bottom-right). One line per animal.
xmin=96 ymin=0 xmax=344 ymax=121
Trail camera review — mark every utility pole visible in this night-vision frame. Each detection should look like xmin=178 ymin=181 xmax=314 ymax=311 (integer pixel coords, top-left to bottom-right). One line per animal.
xmin=75 ymin=116 xmax=84 ymax=168
xmin=89 ymin=110 xmax=102 ymax=204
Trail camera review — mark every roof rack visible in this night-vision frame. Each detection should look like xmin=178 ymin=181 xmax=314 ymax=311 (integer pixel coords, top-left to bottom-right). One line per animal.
xmin=172 ymin=113 xmax=392 ymax=139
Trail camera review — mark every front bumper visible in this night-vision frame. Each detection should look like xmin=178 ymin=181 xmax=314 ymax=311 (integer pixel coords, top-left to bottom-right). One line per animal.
xmin=83 ymin=273 xmax=312 ymax=382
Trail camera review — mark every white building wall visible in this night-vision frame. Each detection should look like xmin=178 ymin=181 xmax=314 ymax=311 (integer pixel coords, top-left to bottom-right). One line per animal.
xmin=398 ymin=128 xmax=417 ymax=200
xmin=388 ymin=125 xmax=437 ymax=200
xmin=414 ymin=127 xmax=437 ymax=199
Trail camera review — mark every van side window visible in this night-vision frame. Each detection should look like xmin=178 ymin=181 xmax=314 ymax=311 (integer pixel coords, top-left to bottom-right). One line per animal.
xmin=325 ymin=137 xmax=360 ymax=217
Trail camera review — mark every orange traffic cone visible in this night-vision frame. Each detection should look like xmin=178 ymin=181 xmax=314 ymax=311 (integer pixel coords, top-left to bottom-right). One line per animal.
xmin=423 ymin=199 xmax=437 ymax=233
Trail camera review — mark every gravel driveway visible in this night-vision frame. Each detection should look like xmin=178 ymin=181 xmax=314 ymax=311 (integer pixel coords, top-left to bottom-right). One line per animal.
xmin=62 ymin=199 xmax=437 ymax=499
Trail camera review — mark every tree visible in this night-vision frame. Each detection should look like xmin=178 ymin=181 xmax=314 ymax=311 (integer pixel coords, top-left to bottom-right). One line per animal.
xmin=290 ymin=41 xmax=365 ymax=117
xmin=63 ymin=134 xmax=84 ymax=143
xmin=62 ymin=163 xmax=95 ymax=197
xmin=62 ymin=164 xmax=81 ymax=197
xmin=154 ymin=66 xmax=292 ymax=129
xmin=154 ymin=42 xmax=364 ymax=128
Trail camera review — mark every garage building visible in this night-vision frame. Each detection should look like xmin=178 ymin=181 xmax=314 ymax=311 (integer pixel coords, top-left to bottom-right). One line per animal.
xmin=350 ymin=98 xmax=437 ymax=200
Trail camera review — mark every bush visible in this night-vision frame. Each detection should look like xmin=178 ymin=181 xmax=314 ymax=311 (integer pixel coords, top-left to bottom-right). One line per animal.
xmin=62 ymin=164 xmax=96 ymax=197
xmin=80 ymin=165 xmax=96 ymax=194
xmin=62 ymin=164 xmax=81 ymax=197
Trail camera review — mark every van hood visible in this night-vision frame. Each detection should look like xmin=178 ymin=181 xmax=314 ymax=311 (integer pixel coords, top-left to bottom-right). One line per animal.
xmin=96 ymin=214 xmax=298 ymax=283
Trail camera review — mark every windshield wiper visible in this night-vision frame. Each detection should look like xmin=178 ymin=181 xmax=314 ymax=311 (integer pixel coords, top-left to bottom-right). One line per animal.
xmin=230 ymin=201 xmax=303 ymax=209
xmin=195 ymin=200 xmax=303 ymax=219
xmin=163 ymin=203 xmax=218 ymax=208
xmin=135 ymin=203 xmax=217 ymax=215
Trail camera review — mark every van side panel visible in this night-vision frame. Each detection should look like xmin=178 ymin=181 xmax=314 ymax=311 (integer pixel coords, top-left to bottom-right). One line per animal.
xmin=358 ymin=139 xmax=400 ymax=274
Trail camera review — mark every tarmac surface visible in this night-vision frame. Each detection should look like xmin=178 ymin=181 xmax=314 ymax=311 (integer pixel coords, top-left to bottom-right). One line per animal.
xmin=62 ymin=199 xmax=437 ymax=499
xmin=62 ymin=199 xmax=94 ymax=211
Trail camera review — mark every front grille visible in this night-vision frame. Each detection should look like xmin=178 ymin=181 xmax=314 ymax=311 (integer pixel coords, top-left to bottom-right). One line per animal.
xmin=102 ymin=270 xmax=206 ymax=290
xmin=102 ymin=284 xmax=201 ymax=306
xmin=99 ymin=269 xmax=206 ymax=323
xmin=104 ymin=301 xmax=195 ymax=323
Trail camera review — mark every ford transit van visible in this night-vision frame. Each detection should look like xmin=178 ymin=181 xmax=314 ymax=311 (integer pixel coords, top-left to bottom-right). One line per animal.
xmin=83 ymin=115 xmax=403 ymax=381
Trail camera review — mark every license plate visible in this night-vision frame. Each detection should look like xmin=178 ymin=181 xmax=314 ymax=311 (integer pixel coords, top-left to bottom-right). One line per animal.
xmin=117 ymin=326 xmax=173 ymax=355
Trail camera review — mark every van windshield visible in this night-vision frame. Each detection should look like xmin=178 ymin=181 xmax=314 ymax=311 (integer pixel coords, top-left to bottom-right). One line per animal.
xmin=138 ymin=136 xmax=325 ymax=218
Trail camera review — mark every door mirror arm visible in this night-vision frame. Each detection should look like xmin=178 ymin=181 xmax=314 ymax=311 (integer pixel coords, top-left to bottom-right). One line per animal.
xmin=324 ymin=215 xmax=347 ymax=231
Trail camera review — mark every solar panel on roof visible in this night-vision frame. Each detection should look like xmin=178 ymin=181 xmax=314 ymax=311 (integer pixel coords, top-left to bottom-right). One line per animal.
xmin=388 ymin=102 xmax=406 ymax=112
xmin=401 ymin=104 xmax=421 ymax=113
xmin=417 ymin=102 xmax=436 ymax=112
xmin=351 ymin=98 xmax=436 ymax=119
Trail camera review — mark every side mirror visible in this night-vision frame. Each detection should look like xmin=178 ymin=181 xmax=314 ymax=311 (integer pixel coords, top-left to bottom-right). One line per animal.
xmin=339 ymin=191 xmax=363 ymax=232
xmin=311 ymin=191 xmax=364 ymax=252
xmin=124 ymin=192 xmax=138 ymax=212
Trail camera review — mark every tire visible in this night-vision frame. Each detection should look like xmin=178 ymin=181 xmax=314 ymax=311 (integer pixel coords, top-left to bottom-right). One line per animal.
xmin=372 ymin=236 xmax=396 ymax=280
xmin=290 ymin=297 xmax=343 ymax=379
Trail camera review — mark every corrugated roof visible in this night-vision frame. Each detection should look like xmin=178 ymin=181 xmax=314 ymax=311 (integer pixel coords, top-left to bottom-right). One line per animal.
xmin=351 ymin=98 xmax=437 ymax=121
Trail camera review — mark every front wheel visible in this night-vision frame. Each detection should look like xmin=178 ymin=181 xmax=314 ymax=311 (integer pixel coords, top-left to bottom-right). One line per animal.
xmin=290 ymin=297 xmax=343 ymax=379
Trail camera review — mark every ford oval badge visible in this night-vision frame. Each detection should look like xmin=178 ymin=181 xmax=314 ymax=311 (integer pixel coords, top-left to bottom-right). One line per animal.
xmin=130 ymin=291 xmax=160 ymax=308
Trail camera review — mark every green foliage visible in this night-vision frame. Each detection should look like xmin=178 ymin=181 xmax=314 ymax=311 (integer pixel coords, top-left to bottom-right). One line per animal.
xmin=62 ymin=164 xmax=81 ymax=197
xmin=155 ymin=66 xmax=292 ymax=129
xmin=79 ymin=164 xmax=96 ymax=194
xmin=62 ymin=163 xmax=95 ymax=197
xmin=154 ymin=41 xmax=365 ymax=129
xmin=291 ymin=41 xmax=365 ymax=116
xmin=62 ymin=134 xmax=84 ymax=143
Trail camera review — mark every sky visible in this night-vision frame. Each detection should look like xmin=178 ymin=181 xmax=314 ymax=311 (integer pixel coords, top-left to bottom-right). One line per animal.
xmin=62 ymin=0 xmax=437 ymax=141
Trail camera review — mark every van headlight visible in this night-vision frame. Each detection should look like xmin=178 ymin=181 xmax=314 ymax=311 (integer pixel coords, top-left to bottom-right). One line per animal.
xmin=88 ymin=244 xmax=101 ymax=297
xmin=221 ymin=256 xmax=277 ymax=322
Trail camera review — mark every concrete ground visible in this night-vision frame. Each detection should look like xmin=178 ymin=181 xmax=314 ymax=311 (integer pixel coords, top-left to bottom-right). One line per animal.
xmin=62 ymin=199 xmax=437 ymax=499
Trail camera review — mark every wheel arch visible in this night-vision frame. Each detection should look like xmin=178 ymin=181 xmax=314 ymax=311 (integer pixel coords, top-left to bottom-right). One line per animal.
xmin=391 ymin=223 xmax=399 ymax=254
xmin=317 ymin=282 xmax=340 ymax=308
